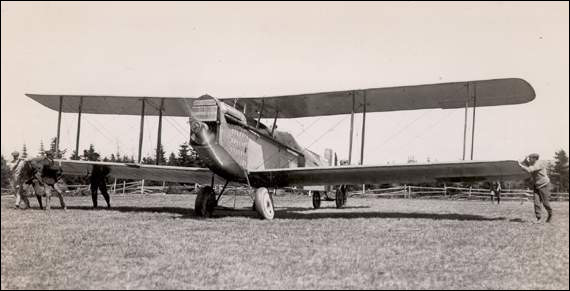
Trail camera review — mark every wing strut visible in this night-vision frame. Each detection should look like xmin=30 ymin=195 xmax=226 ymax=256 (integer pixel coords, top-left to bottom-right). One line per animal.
xmin=471 ymin=85 xmax=477 ymax=160
xmin=137 ymin=99 xmax=146 ymax=163
xmin=75 ymin=96 xmax=83 ymax=158
xmin=360 ymin=91 xmax=367 ymax=165
xmin=348 ymin=92 xmax=355 ymax=164
xmin=271 ymin=110 xmax=279 ymax=136
xmin=156 ymin=98 xmax=164 ymax=165
xmin=462 ymin=98 xmax=468 ymax=160
xmin=360 ymin=92 xmax=367 ymax=194
xmin=461 ymin=82 xmax=478 ymax=161
xmin=55 ymin=96 xmax=63 ymax=154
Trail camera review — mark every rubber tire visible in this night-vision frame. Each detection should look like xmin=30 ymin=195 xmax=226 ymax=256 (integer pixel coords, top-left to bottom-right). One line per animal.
xmin=312 ymin=191 xmax=321 ymax=209
xmin=195 ymin=186 xmax=216 ymax=217
xmin=254 ymin=187 xmax=275 ymax=220
xmin=335 ymin=185 xmax=347 ymax=208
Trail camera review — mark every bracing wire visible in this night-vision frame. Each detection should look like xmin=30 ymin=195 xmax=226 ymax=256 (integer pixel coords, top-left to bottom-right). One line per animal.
xmin=374 ymin=110 xmax=432 ymax=148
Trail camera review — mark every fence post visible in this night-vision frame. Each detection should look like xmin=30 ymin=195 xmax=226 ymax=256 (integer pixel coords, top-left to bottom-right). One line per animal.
xmin=162 ymin=181 xmax=166 ymax=194
xmin=469 ymin=186 xmax=472 ymax=199
xmin=141 ymin=179 xmax=145 ymax=194
xmin=112 ymin=178 xmax=117 ymax=194
xmin=443 ymin=183 xmax=447 ymax=198
xmin=122 ymin=181 xmax=126 ymax=194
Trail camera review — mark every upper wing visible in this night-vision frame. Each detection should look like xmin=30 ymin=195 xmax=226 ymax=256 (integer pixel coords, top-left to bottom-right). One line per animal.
xmin=56 ymin=159 xmax=230 ymax=185
xmin=228 ymin=78 xmax=535 ymax=118
xmin=26 ymin=78 xmax=534 ymax=119
xmin=26 ymin=94 xmax=193 ymax=117
xmin=249 ymin=160 xmax=529 ymax=188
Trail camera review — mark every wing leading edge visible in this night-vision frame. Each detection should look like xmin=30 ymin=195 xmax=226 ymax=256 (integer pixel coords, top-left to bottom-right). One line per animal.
xmin=55 ymin=159 xmax=229 ymax=185
xmin=249 ymin=160 xmax=529 ymax=188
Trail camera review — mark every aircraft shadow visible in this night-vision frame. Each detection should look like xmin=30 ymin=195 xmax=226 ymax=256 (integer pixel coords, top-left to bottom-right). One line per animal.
xmin=66 ymin=205 xmax=521 ymax=222
xmin=216 ymin=208 xmax=512 ymax=222
xmin=67 ymin=205 xmax=190 ymax=216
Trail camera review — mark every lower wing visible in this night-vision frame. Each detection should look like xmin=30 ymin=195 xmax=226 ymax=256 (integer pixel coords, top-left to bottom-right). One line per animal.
xmin=249 ymin=160 xmax=529 ymax=188
xmin=55 ymin=159 xmax=225 ymax=185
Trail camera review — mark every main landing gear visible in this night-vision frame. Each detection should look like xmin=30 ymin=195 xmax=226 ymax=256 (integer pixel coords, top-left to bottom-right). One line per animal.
xmin=335 ymin=185 xmax=348 ymax=208
xmin=311 ymin=185 xmax=348 ymax=209
xmin=194 ymin=186 xmax=217 ymax=217
xmin=194 ymin=184 xmax=275 ymax=220
xmin=312 ymin=191 xmax=322 ymax=209
xmin=254 ymin=187 xmax=274 ymax=220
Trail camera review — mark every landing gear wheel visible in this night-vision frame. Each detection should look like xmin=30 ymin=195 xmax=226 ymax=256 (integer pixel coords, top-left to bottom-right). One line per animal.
xmin=195 ymin=186 xmax=216 ymax=217
xmin=254 ymin=187 xmax=275 ymax=220
xmin=335 ymin=185 xmax=347 ymax=208
xmin=312 ymin=191 xmax=321 ymax=209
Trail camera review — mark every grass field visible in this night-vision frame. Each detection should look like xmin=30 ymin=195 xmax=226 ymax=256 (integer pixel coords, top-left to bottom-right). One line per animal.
xmin=1 ymin=193 xmax=568 ymax=289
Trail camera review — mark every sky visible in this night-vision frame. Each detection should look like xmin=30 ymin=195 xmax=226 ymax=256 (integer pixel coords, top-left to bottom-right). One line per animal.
xmin=1 ymin=2 xmax=569 ymax=164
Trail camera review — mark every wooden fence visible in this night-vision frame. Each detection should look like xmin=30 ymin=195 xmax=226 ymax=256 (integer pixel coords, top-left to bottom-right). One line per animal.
xmin=349 ymin=185 xmax=569 ymax=201
xmin=2 ymin=181 xmax=568 ymax=202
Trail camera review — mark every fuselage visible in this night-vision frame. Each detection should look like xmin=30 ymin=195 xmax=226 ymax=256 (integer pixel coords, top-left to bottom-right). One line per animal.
xmin=189 ymin=95 xmax=326 ymax=186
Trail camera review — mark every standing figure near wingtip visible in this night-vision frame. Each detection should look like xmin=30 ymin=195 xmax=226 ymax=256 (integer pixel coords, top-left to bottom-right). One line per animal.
xmin=519 ymin=153 xmax=553 ymax=223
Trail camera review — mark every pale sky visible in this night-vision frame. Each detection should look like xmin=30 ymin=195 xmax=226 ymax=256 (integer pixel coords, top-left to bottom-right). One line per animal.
xmin=1 ymin=2 xmax=568 ymax=164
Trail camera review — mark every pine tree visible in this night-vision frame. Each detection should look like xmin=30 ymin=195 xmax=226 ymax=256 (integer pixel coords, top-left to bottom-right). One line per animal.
xmin=121 ymin=155 xmax=135 ymax=163
xmin=82 ymin=144 xmax=100 ymax=161
xmin=167 ymin=152 xmax=177 ymax=166
xmin=155 ymin=144 xmax=166 ymax=165
xmin=178 ymin=142 xmax=191 ymax=166
xmin=47 ymin=137 xmax=65 ymax=159
xmin=551 ymin=149 xmax=569 ymax=192
xmin=21 ymin=144 xmax=28 ymax=159
xmin=142 ymin=155 xmax=155 ymax=165
xmin=70 ymin=150 xmax=80 ymax=160
xmin=1 ymin=155 xmax=11 ymax=189
xmin=39 ymin=140 xmax=45 ymax=157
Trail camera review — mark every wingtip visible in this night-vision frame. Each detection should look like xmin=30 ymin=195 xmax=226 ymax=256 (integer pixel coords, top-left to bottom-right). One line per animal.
xmin=513 ymin=78 xmax=536 ymax=102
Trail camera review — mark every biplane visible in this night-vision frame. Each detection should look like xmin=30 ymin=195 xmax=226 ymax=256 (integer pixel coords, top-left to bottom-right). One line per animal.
xmin=26 ymin=78 xmax=534 ymax=219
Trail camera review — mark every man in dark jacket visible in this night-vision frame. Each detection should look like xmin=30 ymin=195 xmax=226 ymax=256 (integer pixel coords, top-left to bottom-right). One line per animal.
xmin=490 ymin=181 xmax=502 ymax=204
xmin=90 ymin=164 xmax=111 ymax=209
xmin=519 ymin=153 xmax=552 ymax=223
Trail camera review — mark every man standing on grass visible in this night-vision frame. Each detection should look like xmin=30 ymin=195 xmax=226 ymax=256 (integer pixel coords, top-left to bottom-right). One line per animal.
xmin=8 ymin=151 xmax=23 ymax=187
xmin=490 ymin=181 xmax=502 ymax=204
xmin=519 ymin=153 xmax=553 ymax=223
xmin=89 ymin=163 xmax=111 ymax=209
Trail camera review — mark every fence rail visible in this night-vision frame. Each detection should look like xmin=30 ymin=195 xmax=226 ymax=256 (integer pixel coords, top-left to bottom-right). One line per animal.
xmin=349 ymin=185 xmax=569 ymax=201
xmin=2 ymin=181 xmax=569 ymax=202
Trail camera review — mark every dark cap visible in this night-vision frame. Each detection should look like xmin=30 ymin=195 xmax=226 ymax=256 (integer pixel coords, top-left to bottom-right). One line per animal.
xmin=528 ymin=153 xmax=540 ymax=159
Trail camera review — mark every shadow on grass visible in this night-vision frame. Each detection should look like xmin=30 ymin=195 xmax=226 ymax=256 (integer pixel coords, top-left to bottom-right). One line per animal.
xmin=67 ymin=205 xmax=191 ymax=216
xmin=216 ymin=209 xmax=513 ymax=221
xmin=66 ymin=205 xmax=517 ymax=222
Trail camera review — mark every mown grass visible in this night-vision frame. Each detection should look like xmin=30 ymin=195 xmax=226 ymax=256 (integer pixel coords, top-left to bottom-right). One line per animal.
xmin=1 ymin=194 xmax=568 ymax=289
